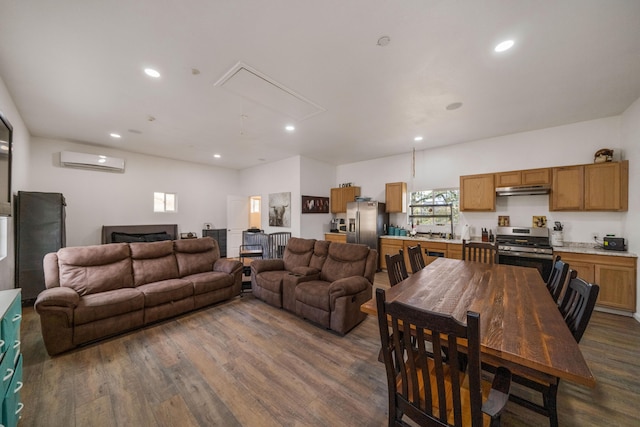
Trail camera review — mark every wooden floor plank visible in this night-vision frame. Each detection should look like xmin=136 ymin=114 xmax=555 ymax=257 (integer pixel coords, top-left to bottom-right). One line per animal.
xmin=18 ymin=272 xmax=640 ymax=426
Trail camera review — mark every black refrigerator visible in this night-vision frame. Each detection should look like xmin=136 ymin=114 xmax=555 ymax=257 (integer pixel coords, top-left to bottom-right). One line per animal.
xmin=15 ymin=191 xmax=66 ymax=302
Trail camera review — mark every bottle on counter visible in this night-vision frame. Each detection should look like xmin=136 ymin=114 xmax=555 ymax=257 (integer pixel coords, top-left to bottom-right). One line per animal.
xmin=489 ymin=230 xmax=494 ymax=242
xmin=481 ymin=228 xmax=489 ymax=242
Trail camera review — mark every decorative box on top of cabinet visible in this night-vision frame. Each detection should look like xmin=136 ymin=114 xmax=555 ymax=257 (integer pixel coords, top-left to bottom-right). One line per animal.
xmin=202 ymin=229 xmax=227 ymax=257
xmin=0 ymin=289 xmax=23 ymax=427
xmin=385 ymin=182 xmax=407 ymax=213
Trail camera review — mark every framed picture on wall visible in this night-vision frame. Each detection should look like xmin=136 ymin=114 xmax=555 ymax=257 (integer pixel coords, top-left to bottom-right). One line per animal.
xmin=301 ymin=195 xmax=329 ymax=214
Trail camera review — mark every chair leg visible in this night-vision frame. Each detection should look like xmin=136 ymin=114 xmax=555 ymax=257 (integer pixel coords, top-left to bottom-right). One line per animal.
xmin=545 ymin=383 xmax=559 ymax=427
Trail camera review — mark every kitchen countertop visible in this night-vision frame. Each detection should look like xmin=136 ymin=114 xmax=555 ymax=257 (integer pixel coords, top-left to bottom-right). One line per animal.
xmin=380 ymin=235 xmax=463 ymax=244
xmin=553 ymin=242 xmax=637 ymax=258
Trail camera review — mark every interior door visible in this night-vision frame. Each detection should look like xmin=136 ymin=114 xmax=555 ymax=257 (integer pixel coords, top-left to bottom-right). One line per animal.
xmin=227 ymin=195 xmax=249 ymax=258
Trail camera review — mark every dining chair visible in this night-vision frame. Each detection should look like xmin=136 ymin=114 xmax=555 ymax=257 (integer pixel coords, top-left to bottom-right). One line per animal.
xmin=545 ymin=254 xmax=562 ymax=283
xmin=407 ymin=244 xmax=426 ymax=273
xmin=375 ymin=288 xmax=512 ymax=427
xmin=462 ymin=240 xmax=498 ymax=264
xmin=385 ymin=250 xmax=409 ymax=286
xmin=503 ymin=272 xmax=599 ymax=427
xmin=546 ymin=258 xmax=570 ymax=303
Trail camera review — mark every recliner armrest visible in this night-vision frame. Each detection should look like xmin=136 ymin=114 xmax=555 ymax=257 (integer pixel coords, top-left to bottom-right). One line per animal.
xmin=214 ymin=258 xmax=243 ymax=274
xmin=34 ymin=287 xmax=80 ymax=310
xmin=250 ymin=259 xmax=285 ymax=274
xmin=328 ymin=276 xmax=370 ymax=308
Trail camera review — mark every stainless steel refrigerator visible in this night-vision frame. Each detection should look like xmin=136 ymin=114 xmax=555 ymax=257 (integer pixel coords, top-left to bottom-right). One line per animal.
xmin=346 ymin=201 xmax=388 ymax=257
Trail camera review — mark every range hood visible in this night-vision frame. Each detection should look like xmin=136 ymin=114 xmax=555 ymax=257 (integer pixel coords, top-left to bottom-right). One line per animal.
xmin=496 ymin=184 xmax=551 ymax=196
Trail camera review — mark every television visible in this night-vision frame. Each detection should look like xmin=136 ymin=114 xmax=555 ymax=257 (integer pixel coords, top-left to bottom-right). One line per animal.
xmin=0 ymin=111 xmax=12 ymax=216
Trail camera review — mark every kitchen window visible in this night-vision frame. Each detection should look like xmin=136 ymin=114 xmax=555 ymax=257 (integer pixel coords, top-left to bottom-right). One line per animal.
xmin=409 ymin=188 xmax=459 ymax=227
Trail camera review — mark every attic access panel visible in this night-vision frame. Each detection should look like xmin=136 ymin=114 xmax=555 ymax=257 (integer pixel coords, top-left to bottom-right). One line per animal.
xmin=214 ymin=62 xmax=325 ymax=121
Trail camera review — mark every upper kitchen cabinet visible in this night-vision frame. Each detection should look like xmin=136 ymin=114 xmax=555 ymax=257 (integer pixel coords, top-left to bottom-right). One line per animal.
xmin=550 ymin=161 xmax=628 ymax=211
xmin=460 ymin=173 xmax=495 ymax=211
xmin=330 ymin=186 xmax=361 ymax=213
xmin=584 ymin=160 xmax=628 ymax=211
xmin=385 ymin=182 xmax=407 ymax=213
xmin=550 ymin=165 xmax=584 ymax=210
xmin=495 ymin=168 xmax=550 ymax=187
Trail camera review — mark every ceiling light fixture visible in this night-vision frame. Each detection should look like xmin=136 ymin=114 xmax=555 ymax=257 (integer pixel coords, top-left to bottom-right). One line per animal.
xmin=213 ymin=154 xmax=221 ymax=159
xmin=414 ymin=136 xmax=423 ymax=142
xmin=110 ymin=133 xmax=121 ymax=138
xmin=494 ymin=40 xmax=514 ymax=52
xmin=446 ymin=102 xmax=463 ymax=111
xmin=285 ymin=125 xmax=295 ymax=132
xmin=144 ymin=68 xmax=161 ymax=78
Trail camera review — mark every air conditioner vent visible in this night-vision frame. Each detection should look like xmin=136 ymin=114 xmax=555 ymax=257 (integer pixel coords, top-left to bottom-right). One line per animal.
xmin=60 ymin=151 xmax=125 ymax=173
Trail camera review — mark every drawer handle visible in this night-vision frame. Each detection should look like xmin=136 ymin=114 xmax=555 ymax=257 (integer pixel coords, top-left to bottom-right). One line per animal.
xmin=13 ymin=340 xmax=20 ymax=350
xmin=12 ymin=314 xmax=21 ymax=323
xmin=15 ymin=402 xmax=24 ymax=415
xmin=0 ymin=339 xmax=4 ymax=348
xmin=3 ymin=368 xmax=13 ymax=382
xmin=15 ymin=381 xmax=23 ymax=393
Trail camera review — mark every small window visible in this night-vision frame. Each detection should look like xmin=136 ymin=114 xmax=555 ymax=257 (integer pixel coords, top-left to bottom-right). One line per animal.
xmin=409 ymin=188 xmax=459 ymax=227
xmin=154 ymin=192 xmax=177 ymax=213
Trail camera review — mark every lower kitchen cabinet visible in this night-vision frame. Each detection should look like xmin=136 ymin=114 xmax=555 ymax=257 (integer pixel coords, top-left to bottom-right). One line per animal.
xmin=554 ymin=251 xmax=637 ymax=313
xmin=380 ymin=238 xmax=462 ymax=270
xmin=0 ymin=289 xmax=23 ymax=427
xmin=379 ymin=239 xmax=403 ymax=270
xmin=324 ymin=233 xmax=346 ymax=243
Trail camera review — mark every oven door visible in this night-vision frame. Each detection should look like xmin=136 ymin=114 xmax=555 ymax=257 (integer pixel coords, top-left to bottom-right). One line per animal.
xmin=498 ymin=251 xmax=553 ymax=280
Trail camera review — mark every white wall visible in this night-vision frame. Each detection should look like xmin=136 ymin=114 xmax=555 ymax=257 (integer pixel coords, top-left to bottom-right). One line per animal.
xmin=239 ymin=156 xmax=301 ymax=236
xmin=338 ymin=116 xmax=627 ymax=242
xmin=0 ymin=75 xmax=31 ymax=291
xmin=28 ymin=138 xmax=240 ymax=246
xmin=300 ymin=157 xmax=335 ymax=239
xmin=621 ymin=96 xmax=640 ymax=322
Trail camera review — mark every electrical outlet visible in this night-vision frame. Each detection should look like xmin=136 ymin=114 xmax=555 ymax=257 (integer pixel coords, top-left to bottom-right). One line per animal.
xmin=592 ymin=233 xmax=599 ymax=241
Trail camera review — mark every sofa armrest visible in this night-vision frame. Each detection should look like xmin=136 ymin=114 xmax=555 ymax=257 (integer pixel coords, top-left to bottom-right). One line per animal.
xmin=251 ymin=259 xmax=285 ymax=274
xmin=214 ymin=258 xmax=243 ymax=275
xmin=328 ymin=276 xmax=370 ymax=309
xmin=34 ymin=287 xmax=80 ymax=310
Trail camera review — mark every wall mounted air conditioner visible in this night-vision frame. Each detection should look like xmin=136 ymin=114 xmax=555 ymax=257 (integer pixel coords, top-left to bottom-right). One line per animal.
xmin=60 ymin=151 xmax=125 ymax=173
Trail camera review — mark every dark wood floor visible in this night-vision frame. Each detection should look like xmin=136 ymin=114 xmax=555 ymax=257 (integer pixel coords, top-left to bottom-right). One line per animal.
xmin=19 ymin=272 xmax=640 ymax=426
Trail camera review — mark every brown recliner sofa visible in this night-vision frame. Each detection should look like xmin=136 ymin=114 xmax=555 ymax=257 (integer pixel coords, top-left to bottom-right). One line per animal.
xmin=251 ymin=239 xmax=376 ymax=334
xmin=34 ymin=237 xmax=242 ymax=356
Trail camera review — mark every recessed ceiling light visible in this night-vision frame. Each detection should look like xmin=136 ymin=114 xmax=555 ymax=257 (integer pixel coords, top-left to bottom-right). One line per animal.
xmin=446 ymin=102 xmax=463 ymax=111
xmin=285 ymin=125 xmax=295 ymax=132
xmin=494 ymin=40 xmax=514 ymax=53
xmin=110 ymin=133 xmax=121 ymax=138
xmin=144 ymin=68 xmax=161 ymax=78
xmin=98 ymin=155 xmax=107 ymax=163
xmin=213 ymin=154 xmax=221 ymax=159
xmin=414 ymin=136 xmax=423 ymax=142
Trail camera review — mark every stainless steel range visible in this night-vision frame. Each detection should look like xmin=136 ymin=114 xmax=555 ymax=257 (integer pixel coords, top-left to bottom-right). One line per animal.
xmin=496 ymin=226 xmax=553 ymax=279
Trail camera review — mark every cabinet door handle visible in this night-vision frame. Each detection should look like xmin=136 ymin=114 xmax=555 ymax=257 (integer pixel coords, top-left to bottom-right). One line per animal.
xmin=14 ymin=381 xmax=23 ymax=393
xmin=13 ymin=340 xmax=20 ymax=350
xmin=12 ymin=314 xmax=22 ymax=323
xmin=3 ymin=368 xmax=14 ymax=382
xmin=15 ymin=402 xmax=24 ymax=415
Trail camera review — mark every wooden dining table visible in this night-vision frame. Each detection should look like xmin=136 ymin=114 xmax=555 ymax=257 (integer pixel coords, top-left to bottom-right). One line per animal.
xmin=361 ymin=257 xmax=596 ymax=388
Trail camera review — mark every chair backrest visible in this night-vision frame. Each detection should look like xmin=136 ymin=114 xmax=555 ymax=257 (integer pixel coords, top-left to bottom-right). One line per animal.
xmin=375 ymin=288 xmax=485 ymax=427
xmin=546 ymin=254 xmax=562 ymax=283
xmin=385 ymin=250 xmax=408 ymax=286
xmin=462 ymin=240 xmax=498 ymax=264
xmin=407 ymin=244 xmax=426 ymax=273
xmin=546 ymin=258 xmax=570 ymax=302
xmin=558 ymin=275 xmax=600 ymax=343
xmin=268 ymin=232 xmax=291 ymax=259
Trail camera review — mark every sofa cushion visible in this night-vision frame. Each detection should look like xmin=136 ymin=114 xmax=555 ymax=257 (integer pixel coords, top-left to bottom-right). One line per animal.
xmin=309 ymin=240 xmax=330 ymax=271
xmin=174 ymin=237 xmax=218 ymax=277
xmin=185 ymin=271 xmax=234 ymax=295
xmin=282 ymin=238 xmax=316 ymax=271
xmin=74 ymin=288 xmax=144 ymax=326
xmin=295 ymin=281 xmax=331 ymax=311
xmin=320 ymin=242 xmax=370 ymax=283
xmin=57 ymin=243 xmax=133 ymax=296
xmin=130 ymin=241 xmax=179 ymax=286
xmin=137 ymin=278 xmax=194 ymax=307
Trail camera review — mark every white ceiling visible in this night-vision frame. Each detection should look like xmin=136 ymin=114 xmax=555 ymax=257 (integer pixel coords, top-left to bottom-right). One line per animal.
xmin=1 ymin=1 xmax=639 ymax=170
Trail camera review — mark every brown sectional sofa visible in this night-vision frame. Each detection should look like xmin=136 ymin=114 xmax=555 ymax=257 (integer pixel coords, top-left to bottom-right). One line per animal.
xmin=251 ymin=238 xmax=377 ymax=334
xmin=35 ymin=237 xmax=242 ymax=356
